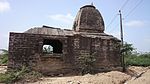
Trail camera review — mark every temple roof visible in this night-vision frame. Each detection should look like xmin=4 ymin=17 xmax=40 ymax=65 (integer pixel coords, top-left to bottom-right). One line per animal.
xmin=24 ymin=26 xmax=120 ymax=41
xmin=73 ymin=4 xmax=105 ymax=33
xmin=24 ymin=26 xmax=76 ymax=36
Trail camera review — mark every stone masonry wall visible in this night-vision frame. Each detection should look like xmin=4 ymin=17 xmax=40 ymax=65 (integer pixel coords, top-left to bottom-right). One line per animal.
xmin=72 ymin=35 xmax=121 ymax=71
xmin=8 ymin=32 xmax=73 ymax=74
xmin=8 ymin=32 xmax=121 ymax=74
xmin=8 ymin=32 xmax=43 ymax=69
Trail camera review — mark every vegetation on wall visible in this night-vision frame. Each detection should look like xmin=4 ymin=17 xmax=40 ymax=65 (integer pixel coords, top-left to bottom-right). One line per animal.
xmin=78 ymin=52 xmax=96 ymax=75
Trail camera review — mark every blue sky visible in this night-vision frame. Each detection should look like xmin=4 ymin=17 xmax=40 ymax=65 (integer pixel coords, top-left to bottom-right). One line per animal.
xmin=0 ymin=0 xmax=150 ymax=52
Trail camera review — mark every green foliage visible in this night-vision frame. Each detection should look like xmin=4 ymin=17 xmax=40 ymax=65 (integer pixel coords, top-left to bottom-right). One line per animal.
xmin=121 ymin=42 xmax=135 ymax=56
xmin=0 ymin=71 xmax=16 ymax=83
xmin=78 ymin=53 xmax=96 ymax=75
xmin=121 ymin=42 xmax=150 ymax=67
xmin=125 ymin=52 xmax=150 ymax=67
xmin=0 ymin=49 xmax=8 ymax=65
xmin=0 ymin=66 xmax=42 ymax=83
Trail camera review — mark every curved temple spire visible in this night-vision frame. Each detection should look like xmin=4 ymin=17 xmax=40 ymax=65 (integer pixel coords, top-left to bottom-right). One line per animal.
xmin=73 ymin=4 xmax=105 ymax=33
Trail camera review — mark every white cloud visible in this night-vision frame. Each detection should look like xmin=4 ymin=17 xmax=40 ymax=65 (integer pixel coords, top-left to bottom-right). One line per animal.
xmin=48 ymin=13 xmax=74 ymax=24
xmin=124 ymin=20 xmax=146 ymax=28
xmin=0 ymin=0 xmax=10 ymax=13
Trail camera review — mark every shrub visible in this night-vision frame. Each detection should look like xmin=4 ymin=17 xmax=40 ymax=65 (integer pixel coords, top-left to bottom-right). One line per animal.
xmin=0 ymin=66 xmax=42 ymax=83
xmin=78 ymin=53 xmax=96 ymax=75
xmin=0 ymin=49 xmax=8 ymax=65
xmin=125 ymin=53 xmax=150 ymax=67
xmin=0 ymin=71 xmax=16 ymax=83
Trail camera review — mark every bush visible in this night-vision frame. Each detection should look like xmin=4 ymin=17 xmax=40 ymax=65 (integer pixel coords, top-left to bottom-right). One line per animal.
xmin=0 ymin=71 xmax=16 ymax=83
xmin=0 ymin=49 xmax=8 ymax=65
xmin=0 ymin=66 xmax=42 ymax=83
xmin=78 ymin=53 xmax=96 ymax=75
xmin=125 ymin=53 xmax=150 ymax=67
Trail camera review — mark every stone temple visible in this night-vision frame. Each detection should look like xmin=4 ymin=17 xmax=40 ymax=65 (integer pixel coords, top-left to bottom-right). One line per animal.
xmin=8 ymin=5 xmax=122 ymax=75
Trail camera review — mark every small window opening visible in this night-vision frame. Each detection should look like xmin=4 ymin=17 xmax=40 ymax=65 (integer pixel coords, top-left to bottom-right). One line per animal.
xmin=43 ymin=39 xmax=63 ymax=54
xmin=43 ymin=45 xmax=53 ymax=54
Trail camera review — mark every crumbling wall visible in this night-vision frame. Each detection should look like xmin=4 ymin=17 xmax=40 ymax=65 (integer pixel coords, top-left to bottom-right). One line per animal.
xmin=34 ymin=54 xmax=72 ymax=75
xmin=72 ymin=34 xmax=121 ymax=71
xmin=93 ymin=39 xmax=121 ymax=69
xmin=8 ymin=32 xmax=43 ymax=69
xmin=8 ymin=32 xmax=73 ymax=75
xmin=8 ymin=32 xmax=121 ymax=75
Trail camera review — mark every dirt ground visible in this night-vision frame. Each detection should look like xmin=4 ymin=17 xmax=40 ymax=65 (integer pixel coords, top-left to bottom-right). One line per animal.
xmin=0 ymin=66 xmax=150 ymax=84
xmin=125 ymin=66 xmax=150 ymax=84
xmin=0 ymin=66 xmax=7 ymax=74
xmin=30 ymin=66 xmax=150 ymax=84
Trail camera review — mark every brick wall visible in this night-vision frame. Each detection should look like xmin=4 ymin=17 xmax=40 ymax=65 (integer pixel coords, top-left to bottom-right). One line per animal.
xmin=8 ymin=32 xmax=121 ymax=75
xmin=8 ymin=32 xmax=43 ymax=69
xmin=72 ymin=35 xmax=121 ymax=71
xmin=8 ymin=32 xmax=73 ymax=74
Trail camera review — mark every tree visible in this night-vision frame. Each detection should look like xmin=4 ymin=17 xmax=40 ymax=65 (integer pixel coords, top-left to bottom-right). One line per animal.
xmin=121 ymin=42 xmax=135 ymax=56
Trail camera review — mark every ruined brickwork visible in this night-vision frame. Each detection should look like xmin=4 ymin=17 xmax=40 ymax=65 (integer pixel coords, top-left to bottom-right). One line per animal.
xmin=8 ymin=5 xmax=122 ymax=75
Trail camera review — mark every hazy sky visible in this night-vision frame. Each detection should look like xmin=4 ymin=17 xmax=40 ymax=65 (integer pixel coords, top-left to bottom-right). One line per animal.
xmin=0 ymin=0 xmax=150 ymax=52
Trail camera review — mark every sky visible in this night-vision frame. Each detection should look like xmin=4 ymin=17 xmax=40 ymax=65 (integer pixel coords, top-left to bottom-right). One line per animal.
xmin=0 ymin=0 xmax=150 ymax=52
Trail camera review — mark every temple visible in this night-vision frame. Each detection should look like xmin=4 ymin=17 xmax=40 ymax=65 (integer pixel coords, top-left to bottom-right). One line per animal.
xmin=8 ymin=5 xmax=122 ymax=75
